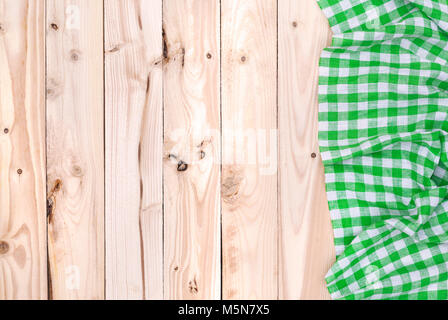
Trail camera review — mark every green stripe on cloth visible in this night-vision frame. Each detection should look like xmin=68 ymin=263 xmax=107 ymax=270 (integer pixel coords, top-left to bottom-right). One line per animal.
xmin=317 ymin=0 xmax=448 ymax=299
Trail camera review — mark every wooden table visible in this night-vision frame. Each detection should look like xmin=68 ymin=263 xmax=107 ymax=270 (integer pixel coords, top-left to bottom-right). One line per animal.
xmin=0 ymin=0 xmax=334 ymax=300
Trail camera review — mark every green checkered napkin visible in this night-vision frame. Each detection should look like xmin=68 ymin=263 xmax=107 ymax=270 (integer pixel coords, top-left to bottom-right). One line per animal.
xmin=317 ymin=0 xmax=448 ymax=299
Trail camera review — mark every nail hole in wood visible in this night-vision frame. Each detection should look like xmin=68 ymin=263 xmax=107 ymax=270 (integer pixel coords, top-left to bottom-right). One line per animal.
xmin=50 ymin=23 xmax=59 ymax=31
xmin=241 ymin=56 xmax=246 ymax=63
xmin=4 ymin=128 xmax=9 ymax=134
xmin=311 ymin=153 xmax=317 ymax=159
xmin=17 ymin=169 xmax=23 ymax=175
xmin=0 ymin=241 xmax=9 ymax=254
xmin=206 ymin=52 xmax=212 ymax=59
xmin=174 ymin=266 xmax=179 ymax=271
xmin=292 ymin=21 xmax=298 ymax=28
xmin=200 ymin=151 xmax=206 ymax=160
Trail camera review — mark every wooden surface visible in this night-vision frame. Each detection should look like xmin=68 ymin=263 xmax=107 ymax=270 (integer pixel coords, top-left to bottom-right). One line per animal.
xmin=105 ymin=0 xmax=163 ymax=300
xmin=46 ymin=0 xmax=104 ymax=300
xmin=0 ymin=0 xmax=47 ymax=300
xmin=0 ymin=0 xmax=335 ymax=300
xmin=278 ymin=0 xmax=335 ymax=299
xmin=221 ymin=0 xmax=278 ymax=300
xmin=163 ymin=0 xmax=221 ymax=300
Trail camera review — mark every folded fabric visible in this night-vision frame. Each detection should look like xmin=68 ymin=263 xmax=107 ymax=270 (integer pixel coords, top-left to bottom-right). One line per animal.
xmin=317 ymin=0 xmax=448 ymax=299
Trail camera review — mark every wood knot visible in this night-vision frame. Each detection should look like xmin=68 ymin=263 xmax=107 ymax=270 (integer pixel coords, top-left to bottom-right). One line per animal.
xmin=52 ymin=179 xmax=62 ymax=193
xmin=46 ymin=78 xmax=62 ymax=99
xmin=0 ymin=241 xmax=9 ymax=254
xmin=47 ymin=179 xmax=62 ymax=224
xmin=47 ymin=199 xmax=54 ymax=219
xmin=177 ymin=161 xmax=188 ymax=172
xmin=222 ymin=168 xmax=244 ymax=204
xmin=46 ymin=88 xmax=54 ymax=96
xmin=162 ymin=29 xmax=168 ymax=61
xmin=71 ymin=165 xmax=83 ymax=177
xmin=106 ymin=43 xmax=125 ymax=54
xmin=69 ymin=49 xmax=81 ymax=62
xmin=188 ymin=278 xmax=198 ymax=295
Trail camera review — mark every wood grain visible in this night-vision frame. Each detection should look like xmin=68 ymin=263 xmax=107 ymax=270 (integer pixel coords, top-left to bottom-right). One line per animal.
xmin=221 ymin=0 xmax=278 ymax=300
xmin=46 ymin=0 xmax=104 ymax=300
xmin=105 ymin=0 xmax=163 ymax=300
xmin=163 ymin=0 xmax=221 ymax=300
xmin=0 ymin=0 xmax=47 ymax=300
xmin=278 ymin=0 xmax=335 ymax=300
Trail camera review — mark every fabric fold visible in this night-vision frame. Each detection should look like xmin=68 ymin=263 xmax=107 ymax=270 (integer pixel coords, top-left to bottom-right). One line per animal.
xmin=318 ymin=0 xmax=448 ymax=299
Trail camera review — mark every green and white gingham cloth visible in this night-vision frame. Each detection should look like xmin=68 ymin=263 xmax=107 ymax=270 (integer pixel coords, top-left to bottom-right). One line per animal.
xmin=317 ymin=0 xmax=448 ymax=299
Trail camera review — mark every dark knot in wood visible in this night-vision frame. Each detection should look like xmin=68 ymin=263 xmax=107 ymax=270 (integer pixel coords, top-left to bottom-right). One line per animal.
xmin=0 ymin=241 xmax=9 ymax=254
xmin=177 ymin=161 xmax=188 ymax=172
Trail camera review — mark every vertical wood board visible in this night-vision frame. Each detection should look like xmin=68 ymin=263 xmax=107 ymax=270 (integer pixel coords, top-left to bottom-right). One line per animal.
xmin=163 ymin=0 xmax=221 ymax=300
xmin=221 ymin=0 xmax=278 ymax=300
xmin=105 ymin=0 xmax=163 ymax=300
xmin=278 ymin=0 xmax=335 ymax=300
xmin=0 ymin=0 xmax=47 ymax=300
xmin=46 ymin=0 xmax=104 ymax=300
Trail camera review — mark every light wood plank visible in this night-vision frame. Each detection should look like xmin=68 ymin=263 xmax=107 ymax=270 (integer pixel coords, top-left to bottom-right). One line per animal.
xmin=221 ymin=0 xmax=278 ymax=300
xmin=278 ymin=0 xmax=335 ymax=300
xmin=46 ymin=0 xmax=104 ymax=300
xmin=0 ymin=0 xmax=47 ymax=300
xmin=105 ymin=0 xmax=163 ymax=300
xmin=163 ymin=0 xmax=221 ymax=300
